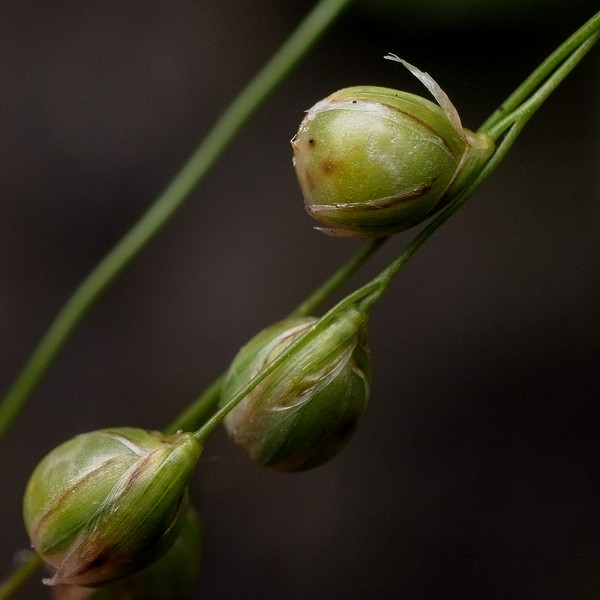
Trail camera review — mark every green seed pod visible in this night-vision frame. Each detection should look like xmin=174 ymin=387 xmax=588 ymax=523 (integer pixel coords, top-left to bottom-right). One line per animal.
xmin=23 ymin=427 xmax=202 ymax=587
xmin=220 ymin=306 xmax=371 ymax=472
xmin=291 ymin=56 xmax=494 ymax=237
xmin=51 ymin=505 xmax=203 ymax=600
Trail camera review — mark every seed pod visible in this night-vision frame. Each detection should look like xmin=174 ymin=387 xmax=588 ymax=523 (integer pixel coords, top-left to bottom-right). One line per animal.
xmin=23 ymin=427 xmax=202 ymax=587
xmin=291 ymin=57 xmax=494 ymax=237
xmin=220 ymin=306 xmax=371 ymax=471
xmin=51 ymin=505 xmax=203 ymax=600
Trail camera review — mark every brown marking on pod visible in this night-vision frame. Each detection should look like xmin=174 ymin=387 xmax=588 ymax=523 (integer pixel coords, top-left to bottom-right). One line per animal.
xmin=321 ymin=159 xmax=335 ymax=174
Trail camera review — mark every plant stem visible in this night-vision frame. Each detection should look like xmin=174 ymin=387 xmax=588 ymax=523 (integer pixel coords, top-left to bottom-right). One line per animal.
xmin=195 ymin=9 xmax=600 ymax=437
xmin=0 ymin=0 xmax=356 ymax=444
xmin=288 ymin=237 xmax=387 ymax=318
xmin=356 ymin=117 xmax=533 ymax=313
xmin=356 ymin=139 xmax=509 ymax=314
xmin=483 ymin=29 xmax=600 ymax=141
xmin=480 ymin=10 xmax=600 ymax=133
xmin=165 ymin=237 xmax=386 ymax=434
xmin=359 ymin=11 xmax=600 ymax=314
xmin=192 ymin=283 xmax=377 ymax=444
xmin=0 ymin=553 xmax=43 ymax=600
xmin=164 ymin=376 xmax=225 ymax=436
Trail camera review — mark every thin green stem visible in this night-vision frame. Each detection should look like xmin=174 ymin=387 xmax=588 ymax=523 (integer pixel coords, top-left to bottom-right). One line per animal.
xmin=484 ymin=31 xmax=600 ymax=140
xmin=289 ymin=237 xmax=387 ymax=318
xmin=192 ymin=283 xmax=378 ymax=444
xmin=188 ymin=9 xmax=600 ymax=444
xmin=480 ymin=10 xmax=600 ymax=133
xmin=164 ymin=375 xmax=225 ymax=436
xmin=1 ymin=8 xmax=597 ymax=599
xmin=355 ymin=16 xmax=600 ymax=314
xmin=0 ymin=553 xmax=43 ymax=600
xmin=0 ymin=0 xmax=356 ymax=444
xmin=165 ymin=237 xmax=386 ymax=434
xmin=357 ymin=125 xmax=521 ymax=313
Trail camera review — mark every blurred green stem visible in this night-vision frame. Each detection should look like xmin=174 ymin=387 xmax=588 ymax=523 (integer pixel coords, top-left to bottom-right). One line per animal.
xmin=0 ymin=553 xmax=42 ymax=600
xmin=165 ymin=236 xmax=386 ymax=435
xmin=194 ymin=9 xmax=600 ymax=439
xmin=1 ymin=7 xmax=597 ymax=598
xmin=0 ymin=0 xmax=356 ymax=444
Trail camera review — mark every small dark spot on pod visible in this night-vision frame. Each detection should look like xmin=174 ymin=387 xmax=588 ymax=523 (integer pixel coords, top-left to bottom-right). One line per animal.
xmin=87 ymin=554 xmax=108 ymax=570
xmin=321 ymin=159 xmax=335 ymax=174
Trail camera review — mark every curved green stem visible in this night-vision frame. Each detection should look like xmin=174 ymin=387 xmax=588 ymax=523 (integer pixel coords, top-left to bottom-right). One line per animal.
xmin=0 ymin=0 xmax=356 ymax=444
xmin=483 ymin=30 xmax=599 ymax=141
xmin=359 ymin=11 xmax=600 ymax=314
xmin=0 ymin=553 xmax=43 ymax=600
xmin=288 ymin=237 xmax=387 ymax=318
xmin=192 ymin=282 xmax=378 ymax=444
xmin=1 ymin=8 xmax=597 ymax=599
xmin=187 ymin=8 xmax=600 ymax=443
xmin=165 ymin=237 xmax=386 ymax=434
xmin=164 ymin=375 xmax=225 ymax=436
xmin=480 ymin=10 xmax=600 ymax=134
xmin=357 ymin=124 xmax=521 ymax=314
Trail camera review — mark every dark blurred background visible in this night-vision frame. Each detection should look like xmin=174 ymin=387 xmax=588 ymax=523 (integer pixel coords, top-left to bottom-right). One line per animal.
xmin=1 ymin=1 xmax=599 ymax=598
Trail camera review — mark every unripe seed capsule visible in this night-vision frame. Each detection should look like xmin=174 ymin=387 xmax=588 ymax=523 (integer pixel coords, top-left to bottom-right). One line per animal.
xmin=51 ymin=505 xmax=203 ymax=600
xmin=220 ymin=306 xmax=371 ymax=472
xmin=23 ymin=427 xmax=202 ymax=587
xmin=292 ymin=58 xmax=494 ymax=237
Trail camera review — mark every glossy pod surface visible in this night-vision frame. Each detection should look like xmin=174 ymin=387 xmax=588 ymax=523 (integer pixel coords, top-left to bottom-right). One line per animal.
xmin=52 ymin=505 xmax=204 ymax=600
xmin=292 ymin=84 xmax=494 ymax=237
xmin=23 ymin=428 xmax=201 ymax=587
xmin=220 ymin=307 xmax=371 ymax=471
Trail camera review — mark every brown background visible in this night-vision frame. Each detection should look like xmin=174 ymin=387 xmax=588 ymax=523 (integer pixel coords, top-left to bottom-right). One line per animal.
xmin=1 ymin=1 xmax=599 ymax=598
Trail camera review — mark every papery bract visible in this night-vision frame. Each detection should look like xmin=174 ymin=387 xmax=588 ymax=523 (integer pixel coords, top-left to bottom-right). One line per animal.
xmin=23 ymin=427 xmax=201 ymax=587
xmin=292 ymin=59 xmax=494 ymax=237
xmin=220 ymin=306 xmax=371 ymax=471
